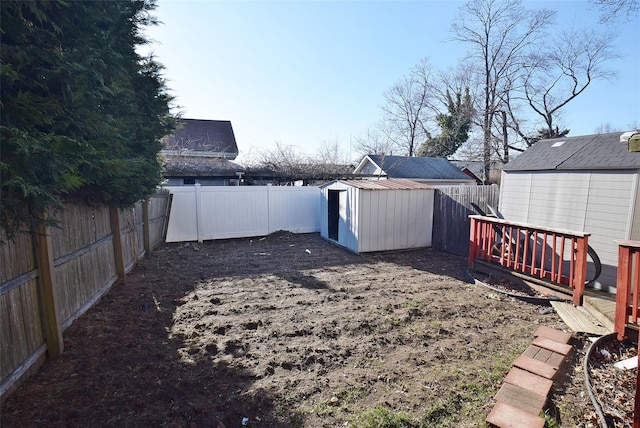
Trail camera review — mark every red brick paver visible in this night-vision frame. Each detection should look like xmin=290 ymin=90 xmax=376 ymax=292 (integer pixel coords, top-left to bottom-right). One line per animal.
xmin=486 ymin=401 xmax=545 ymax=428
xmin=504 ymin=367 xmax=553 ymax=398
xmin=487 ymin=327 xmax=573 ymax=428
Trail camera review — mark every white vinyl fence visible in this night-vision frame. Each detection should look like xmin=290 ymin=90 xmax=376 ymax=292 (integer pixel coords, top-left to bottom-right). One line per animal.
xmin=164 ymin=185 xmax=321 ymax=242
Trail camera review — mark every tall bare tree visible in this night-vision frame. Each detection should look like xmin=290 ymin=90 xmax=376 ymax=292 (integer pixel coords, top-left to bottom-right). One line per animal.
xmin=380 ymin=57 xmax=436 ymax=156
xmin=513 ymin=27 xmax=617 ymax=143
xmin=591 ymin=0 xmax=639 ymax=22
xmin=352 ymin=123 xmax=397 ymax=158
xmin=451 ymin=0 xmax=555 ymax=182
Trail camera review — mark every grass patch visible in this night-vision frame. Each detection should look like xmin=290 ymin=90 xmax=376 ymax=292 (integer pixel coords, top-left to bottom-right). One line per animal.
xmin=351 ymin=407 xmax=419 ymax=428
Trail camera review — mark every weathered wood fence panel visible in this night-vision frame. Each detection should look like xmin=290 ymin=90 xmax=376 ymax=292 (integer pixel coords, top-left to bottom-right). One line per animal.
xmin=432 ymin=185 xmax=500 ymax=256
xmin=0 ymin=191 xmax=170 ymax=402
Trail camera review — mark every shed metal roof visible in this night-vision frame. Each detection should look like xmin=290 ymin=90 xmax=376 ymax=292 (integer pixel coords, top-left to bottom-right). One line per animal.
xmin=323 ymin=179 xmax=434 ymax=190
xmin=503 ymin=131 xmax=640 ymax=171
xmin=363 ymin=155 xmax=473 ymax=180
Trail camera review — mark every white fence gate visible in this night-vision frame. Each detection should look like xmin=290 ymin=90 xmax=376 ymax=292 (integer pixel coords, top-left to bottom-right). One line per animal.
xmin=164 ymin=185 xmax=321 ymax=242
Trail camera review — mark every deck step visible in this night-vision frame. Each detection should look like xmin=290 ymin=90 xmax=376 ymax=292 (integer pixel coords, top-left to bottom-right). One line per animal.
xmin=582 ymin=293 xmax=615 ymax=332
xmin=550 ymin=301 xmax=610 ymax=336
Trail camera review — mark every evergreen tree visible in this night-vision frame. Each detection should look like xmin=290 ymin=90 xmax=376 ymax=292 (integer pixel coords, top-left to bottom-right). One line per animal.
xmin=0 ymin=0 xmax=176 ymax=238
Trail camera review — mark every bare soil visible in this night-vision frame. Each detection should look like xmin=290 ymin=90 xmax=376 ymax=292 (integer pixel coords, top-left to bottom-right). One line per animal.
xmin=1 ymin=232 xmax=607 ymax=427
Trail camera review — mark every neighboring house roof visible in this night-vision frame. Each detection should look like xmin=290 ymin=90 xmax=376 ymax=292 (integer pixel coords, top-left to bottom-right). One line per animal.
xmin=354 ymin=155 xmax=474 ymax=182
xmin=162 ymin=155 xmax=243 ymax=177
xmin=321 ymin=178 xmax=434 ymax=190
xmin=161 ymin=119 xmax=238 ymax=159
xmin=503 ymin=131 xmax=640 ymax=172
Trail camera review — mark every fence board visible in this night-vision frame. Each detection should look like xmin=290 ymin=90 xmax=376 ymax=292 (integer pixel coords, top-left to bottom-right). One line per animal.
xmin=1 ymin=193 xmax=169 ymax=401
xmin=0 ymin=232 xmax=34 ymax=284
xmin=164 ymin=185 xmax=321 ymax=242
xmin=433 ymin=185 xmax=500 ymax=256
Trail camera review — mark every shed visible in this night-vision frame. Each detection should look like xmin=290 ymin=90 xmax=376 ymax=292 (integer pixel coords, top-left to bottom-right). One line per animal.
xmin=320 ymin=179 xmax=434 ymax=253
xmin=499 ymin=131 xmax=640 ymax=293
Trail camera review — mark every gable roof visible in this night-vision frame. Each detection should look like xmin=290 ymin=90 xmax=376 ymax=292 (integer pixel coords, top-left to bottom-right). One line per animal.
xmin=161 ymin=119 xmax=238 ymax=159
xmin=356 ymin=155 xmax=473 ymax=181
xmin=503 ymin=131 xmax=640 ymax=172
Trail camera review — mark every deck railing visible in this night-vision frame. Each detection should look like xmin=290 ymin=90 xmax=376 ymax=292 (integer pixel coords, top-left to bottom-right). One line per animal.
xmin=615 ymin=240 xmax=640 ymax=339
xmin=613 ymin=240 xmax=640 ymax=428
xmin=468 ymin=215 xmax=590 ymax=305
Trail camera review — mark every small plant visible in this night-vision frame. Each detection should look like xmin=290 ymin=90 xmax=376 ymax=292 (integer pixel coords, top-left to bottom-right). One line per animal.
xmin=401 ymin=299 xmax=423 ymax=308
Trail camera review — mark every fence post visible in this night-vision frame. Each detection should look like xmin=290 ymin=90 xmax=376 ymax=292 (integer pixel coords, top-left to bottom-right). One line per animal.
xmin=109 ymin=206 xmax=125 ymax=279
xmin=143 ymin=200 xmax=150 ymax=255
xmin=195 ymin=183 xmax=203 ymax=243
xmin=32 ymin=217 xmax=64 ymax=357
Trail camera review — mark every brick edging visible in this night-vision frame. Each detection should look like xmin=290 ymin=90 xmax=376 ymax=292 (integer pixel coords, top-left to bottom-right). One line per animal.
xmin=486 ymin=326 xmax=573 ymax=428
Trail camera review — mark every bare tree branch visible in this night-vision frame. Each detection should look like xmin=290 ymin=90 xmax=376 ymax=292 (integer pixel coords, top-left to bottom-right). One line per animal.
xmin=380 ymin=57 xmax=437 ymax=156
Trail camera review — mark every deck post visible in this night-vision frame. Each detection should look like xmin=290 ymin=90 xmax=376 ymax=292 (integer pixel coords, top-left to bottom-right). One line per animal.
xmin=615 ymin=244 xmax=631 ymax=341
xmin=468 ymin=216 xmax=478 ymax=269
xmin=572 ymin=236 xmax=588 ymax=306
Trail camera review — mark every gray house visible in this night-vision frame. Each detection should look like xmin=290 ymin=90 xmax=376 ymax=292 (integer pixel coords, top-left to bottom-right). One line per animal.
xmin=161 ymin=119 xmax=243 ymax=186
xmin=498 ymin=131 xmax=640 ymax=293
xmin=354 ymin=155 xmax=476 ymax=186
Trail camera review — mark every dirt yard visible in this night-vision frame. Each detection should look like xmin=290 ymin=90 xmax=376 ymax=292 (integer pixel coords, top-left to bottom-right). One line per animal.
xmin=2 ymin=232 xmax=598 ymax=427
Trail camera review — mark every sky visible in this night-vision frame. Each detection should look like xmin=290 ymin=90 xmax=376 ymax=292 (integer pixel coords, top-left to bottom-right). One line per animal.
xmin=140 ymin=0 xmax=640 ymax=164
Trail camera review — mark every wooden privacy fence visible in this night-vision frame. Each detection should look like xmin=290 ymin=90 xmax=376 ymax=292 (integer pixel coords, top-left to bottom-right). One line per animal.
xmin=612 ymin=240 xmax=640 ymax=428
xmin=0 ymin=191 xmax=170 ymax=401
xmin=468 ymin=215 xmax=590 ymax=306
xmin=432 ymin=185 xmax=500 ymax=256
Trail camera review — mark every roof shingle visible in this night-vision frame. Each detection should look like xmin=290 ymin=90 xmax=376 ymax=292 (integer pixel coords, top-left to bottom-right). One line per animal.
xmin=365 ymin=155 xmax=473 ymax=180
xmin=503 ymin=132 xmax=640 ymax=171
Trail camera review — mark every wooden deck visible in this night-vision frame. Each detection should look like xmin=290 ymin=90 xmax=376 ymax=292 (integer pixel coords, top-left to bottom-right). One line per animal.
xmin=472 ymin=260 xmax=617 ymax=335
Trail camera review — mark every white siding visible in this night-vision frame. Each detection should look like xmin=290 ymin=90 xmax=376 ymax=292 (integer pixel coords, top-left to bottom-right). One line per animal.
xmin=499 ymin=172 xmax=533 ymax=221
xmin=356 ymin=189 xmax=432 ymax=253
xmin=500 ymin=170 xmax=638 ymax=291
xmin=632 ymin=173 xmax=640 ymax=241
xmin=583 ymin=172 xmax=636 ymax=287
xmin=525 ymin=172 xmax=589 ymax=230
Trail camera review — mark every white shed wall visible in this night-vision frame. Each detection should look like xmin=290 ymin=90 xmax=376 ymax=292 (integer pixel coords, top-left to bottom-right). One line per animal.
xmin=357 ymin=189 xmax=433 ymax=252
xmin=499 ymin=170 xmax=638 ymax=290
xmin=320 ymin=183 xmax=433 ymax=253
